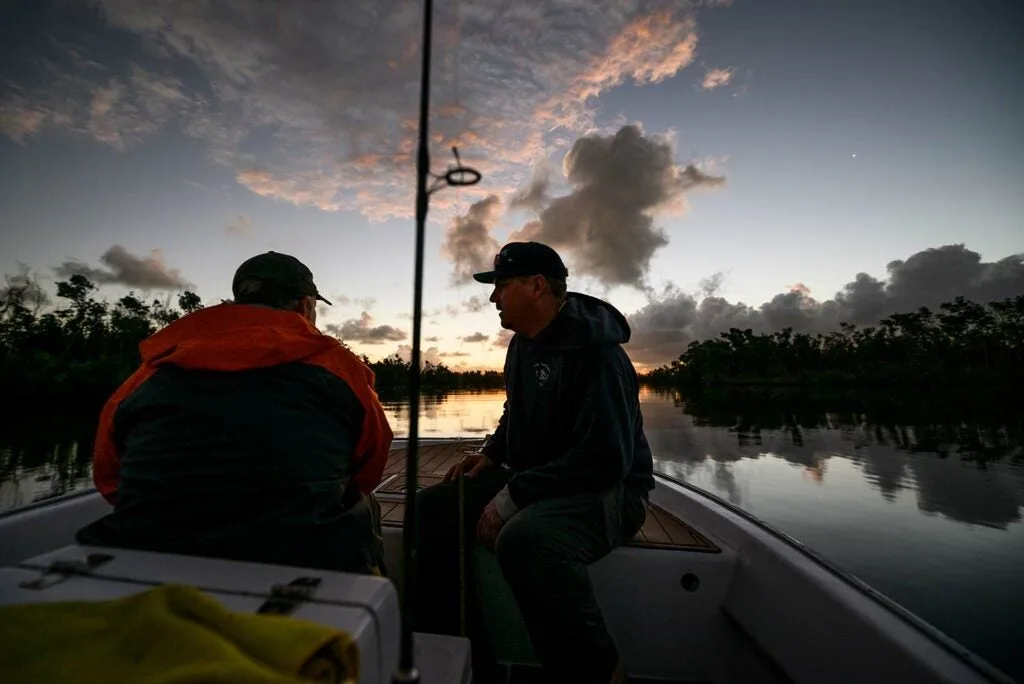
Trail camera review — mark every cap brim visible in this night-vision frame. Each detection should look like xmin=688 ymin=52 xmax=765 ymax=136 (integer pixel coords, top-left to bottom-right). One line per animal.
xmin=472 ymin=271 xmax=497 ymax=284
xmin=316 ymin=294 xmax=333 ymax=305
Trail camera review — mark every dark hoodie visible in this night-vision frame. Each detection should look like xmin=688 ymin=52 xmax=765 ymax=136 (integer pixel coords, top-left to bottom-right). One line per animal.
xmin=484 ymin=293 xmax=655 ymax=509
xmin=77 ymin=303 xmax=393 ymax=573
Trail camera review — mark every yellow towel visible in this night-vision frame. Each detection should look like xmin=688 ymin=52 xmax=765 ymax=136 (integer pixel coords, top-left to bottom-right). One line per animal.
xmin=0 ymin=583 xmax=359 ymax=683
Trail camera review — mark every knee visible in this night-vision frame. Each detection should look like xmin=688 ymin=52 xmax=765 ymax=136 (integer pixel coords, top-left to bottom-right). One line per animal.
xmin=494 ymin=519 xmax=549 ymax=575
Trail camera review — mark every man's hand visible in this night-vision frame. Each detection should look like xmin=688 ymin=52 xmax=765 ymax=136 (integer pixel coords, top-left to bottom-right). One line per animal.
xmin=443 ymin=451 xmax=493 ymax=482
xmin=476 ymin=500 xmax=506 ymax=549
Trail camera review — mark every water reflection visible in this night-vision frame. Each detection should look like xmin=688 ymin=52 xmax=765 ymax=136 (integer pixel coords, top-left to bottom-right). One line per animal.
xmin=0 ymin=412 xmax=95 ymax=511
xmin=641 ymin=387 xmax=1024 ymax=530
xmin=3 ymin=388 xmax=1021 ymax=530
xmin=378 ymin=388 xmax=506 ymax=439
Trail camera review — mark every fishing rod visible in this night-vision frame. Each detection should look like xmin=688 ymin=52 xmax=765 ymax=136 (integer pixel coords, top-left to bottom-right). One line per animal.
xmin=394 ymin=0 xmax=480 ymax=681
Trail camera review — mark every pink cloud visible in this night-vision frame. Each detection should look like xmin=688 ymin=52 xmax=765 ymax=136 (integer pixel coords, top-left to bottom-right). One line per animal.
xmin=701 ymin=66 xmax=736 ymax=90
xmin=3 ymin=0 xmax=722 ymax=232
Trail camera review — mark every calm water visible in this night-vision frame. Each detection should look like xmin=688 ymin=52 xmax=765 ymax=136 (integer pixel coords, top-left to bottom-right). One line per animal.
xmin=2 ymin=388 xmax=1022 ymax=680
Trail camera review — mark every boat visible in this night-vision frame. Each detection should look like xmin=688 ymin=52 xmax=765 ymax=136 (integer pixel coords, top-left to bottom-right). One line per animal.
xmin=0 ymin=0 xmax=1016 ymax=680
xmin=0 ymin=437 xmax=1014 ymax=683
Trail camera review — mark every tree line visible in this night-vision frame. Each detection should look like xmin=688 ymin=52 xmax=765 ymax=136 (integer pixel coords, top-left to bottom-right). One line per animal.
xmin=0 ymin=273 xmax=503 ymax=410
xmin=642 ymin=295 xmax=1024 ymax=388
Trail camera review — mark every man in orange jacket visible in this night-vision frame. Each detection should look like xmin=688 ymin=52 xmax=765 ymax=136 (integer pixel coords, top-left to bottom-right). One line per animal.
xmin=77 ymin=252 xmax=394 ymax=574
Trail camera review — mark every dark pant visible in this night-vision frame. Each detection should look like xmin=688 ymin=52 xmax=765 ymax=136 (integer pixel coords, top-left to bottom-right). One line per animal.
xmin=414 ymin=468 xmax=647 ymax=683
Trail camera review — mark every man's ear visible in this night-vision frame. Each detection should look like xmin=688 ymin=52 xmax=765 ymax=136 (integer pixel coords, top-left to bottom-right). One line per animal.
xmin=532 ymin=275 xmax=549 ymax=299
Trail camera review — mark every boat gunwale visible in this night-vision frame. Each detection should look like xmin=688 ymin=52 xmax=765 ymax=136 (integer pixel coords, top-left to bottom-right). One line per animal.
xmin=654 ymin=470 xmax=1015 ymax=684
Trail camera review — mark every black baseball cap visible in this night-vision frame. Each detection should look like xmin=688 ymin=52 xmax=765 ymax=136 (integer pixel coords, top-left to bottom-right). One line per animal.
xmin=473 ymin=242 xmax=569 ymax=284
xmin=232 ymin=251 xmax=332 ymax=305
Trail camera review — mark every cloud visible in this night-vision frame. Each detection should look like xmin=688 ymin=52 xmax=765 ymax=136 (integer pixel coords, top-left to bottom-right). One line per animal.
xmin=462 ymin=332 xmax=490 ymax=343
xmin=330 ymin=293 xmax=352 ymax=306
xmin=354 ymin=297 xmax=376 ymax=311
xmin=2 ymin=1 xmax=715 ymax=222
xmin=440 ymin=351 xmax=471 ymax=357
xmin=493 ymin=329 xmax=515 ymax=348
xmin=625 ymin=244 xmax=1024 ymax=367
xmin=536 ymin=12 xmax=699 ymax=131
xmin=0 ymin=97 xmax=47 ymax=143
xmin=226 ymin=215 xmax=252 ymax=238
xmin=54 ymin=245 xmax=192 ymax=290
xmin=701 ymin=66 xmax=736 ymax=90
xmin=185 ymin=180 xmax=233 ymax=197
xmin=327 ymin=311 xmax=406 ymax=344
xmin=462 ymin=296 xmax=489 ymax=313
xmin=509 ymin=163 xmax=552 ymax=213
xmin=396 ymin=344 xmax=441 ymax=367
xmin=425 ymin=335 xmax=441 ymax=343
xmin=512 ymin=125 xmax=725 ymax=288
xmin=442 ymin=195 xmax=502 ymax=285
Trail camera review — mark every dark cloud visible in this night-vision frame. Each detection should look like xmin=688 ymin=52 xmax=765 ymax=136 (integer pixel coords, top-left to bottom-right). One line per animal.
xmin=425 ymin=335 xmax=441 ymax=342
xmin=509 ymin=163 xmax=551 ymax=213
xmin=440 ymin=351 xmax=471 ymax=357
xmin=699 ymin=272 xmax=725 ymax=298
xmin=54 ymin=245 xmax=192 ymax=290
xmin=443 ymin=195 xmax=502 ymax=285
xmin=327 ymin=312 xmax=406 ymax=344
xmin=513 ymin=125 xmax=724 ymax=288
xmin=462 ymin=332 xmax=490 ymax=343
xmin=330 ymin=294 xmax=352 ymax=306
xmin=627 ymin=244 xmax=1024 ymax=367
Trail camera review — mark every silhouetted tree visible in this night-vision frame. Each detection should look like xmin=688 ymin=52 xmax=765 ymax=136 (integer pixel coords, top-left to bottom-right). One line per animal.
xmin=0 ymin=274 xmax=502 ymax=409
xmin=643 ymin=295 xmax=1024 ymax=388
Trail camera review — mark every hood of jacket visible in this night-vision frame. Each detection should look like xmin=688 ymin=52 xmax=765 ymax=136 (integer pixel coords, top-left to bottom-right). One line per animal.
xmin=531 ymin=292 xmax=630 ymax=351
xmin=138 ymin=303 xmax=339 ymax=371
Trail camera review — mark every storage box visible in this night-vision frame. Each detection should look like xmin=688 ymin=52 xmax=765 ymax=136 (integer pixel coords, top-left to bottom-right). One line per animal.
xmin=1 ymin=545 xmax=470 ymax=684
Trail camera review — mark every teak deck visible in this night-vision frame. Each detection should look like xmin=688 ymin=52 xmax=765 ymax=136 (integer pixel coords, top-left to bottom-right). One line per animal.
xmin=374 ymin=440 xmax=719 ymax=553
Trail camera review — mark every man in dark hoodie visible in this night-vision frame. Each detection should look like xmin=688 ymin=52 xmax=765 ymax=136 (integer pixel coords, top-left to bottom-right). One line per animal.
xmin=77 ymin=251 xmax=393 ymax=575
xmin=415 ymin=242 xmax=655 ymax=683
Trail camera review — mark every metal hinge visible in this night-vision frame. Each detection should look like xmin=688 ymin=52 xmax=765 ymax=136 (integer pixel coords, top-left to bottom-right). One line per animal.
xmin=19 ymin=553 xmax=115 ymax=590
xmin=257 ymin=576 xmax=322 ymax=615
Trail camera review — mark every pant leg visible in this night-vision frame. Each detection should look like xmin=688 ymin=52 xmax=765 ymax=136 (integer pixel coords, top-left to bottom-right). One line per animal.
xmin=413 ymin=468 xmax=509 ymax=637
xmin=493 ymin=484 xmax=646 ymax=684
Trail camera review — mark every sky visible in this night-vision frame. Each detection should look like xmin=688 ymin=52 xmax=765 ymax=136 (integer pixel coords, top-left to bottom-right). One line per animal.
xmin=1 ymin=0 xmax=1022 ymax=371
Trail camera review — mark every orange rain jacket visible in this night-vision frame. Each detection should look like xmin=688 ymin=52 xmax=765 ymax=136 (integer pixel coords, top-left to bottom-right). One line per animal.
xmin=91 ymin=303 xmax=392 ymax=503
xmin=77 ymin=303 xmax=393 ymax=572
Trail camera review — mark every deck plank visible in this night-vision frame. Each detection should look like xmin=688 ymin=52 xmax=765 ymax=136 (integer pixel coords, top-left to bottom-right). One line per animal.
xmin=650 ymin=505 xmax=702 ymax=547
xmin=638 ymin=505 xmax=673 ymax=545
xmin=383 ymin=502 xmax=406 ymax=525
xmin=377 ymin=442 xmax=718 ymax=552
